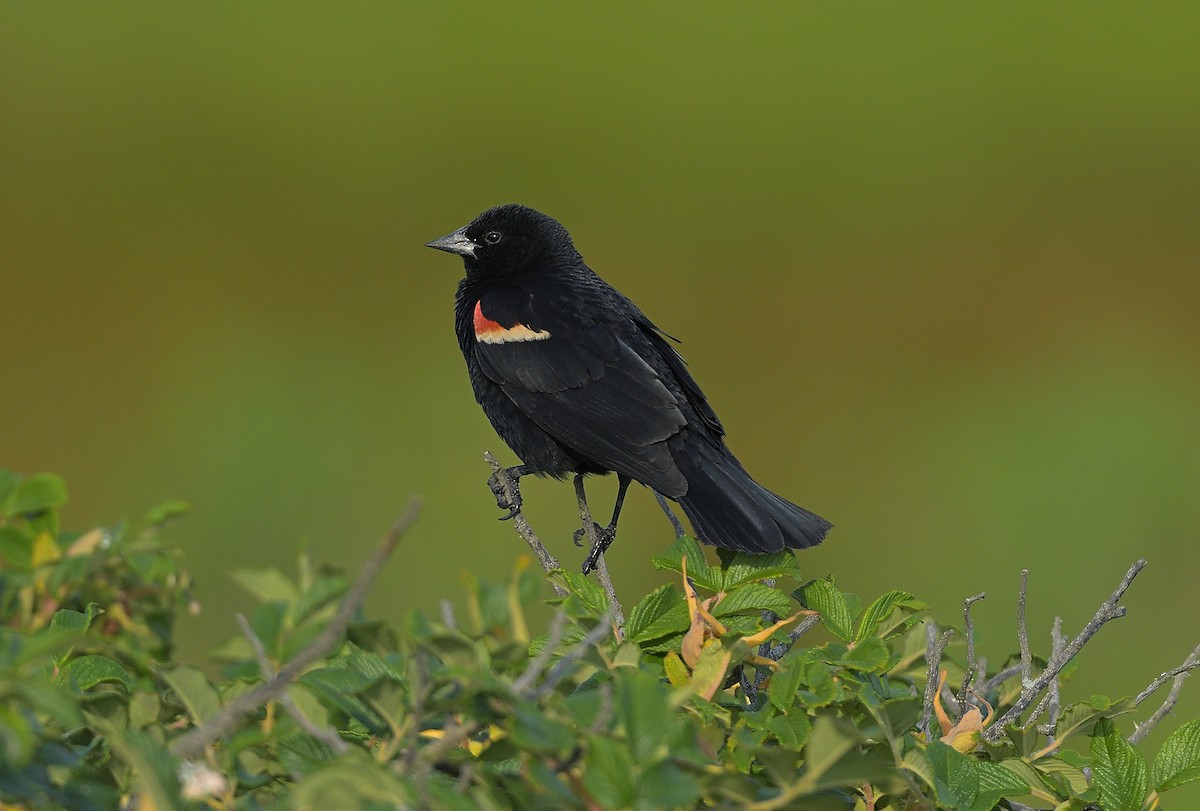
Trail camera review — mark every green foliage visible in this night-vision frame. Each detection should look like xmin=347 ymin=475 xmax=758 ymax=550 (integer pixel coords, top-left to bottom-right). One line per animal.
xmin=2 ymin=467 xmax=1199 ymax=809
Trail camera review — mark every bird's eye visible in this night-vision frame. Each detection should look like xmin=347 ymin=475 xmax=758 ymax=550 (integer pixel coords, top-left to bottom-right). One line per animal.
xmin=484 ymin=230 xmax=503 ymax=245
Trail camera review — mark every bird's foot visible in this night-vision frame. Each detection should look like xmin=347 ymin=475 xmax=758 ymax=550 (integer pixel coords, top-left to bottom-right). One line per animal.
xmin=579 ymin=524 xmax=617 ymax=575
xmin=487 ymin=467 xmax=523 ymax=520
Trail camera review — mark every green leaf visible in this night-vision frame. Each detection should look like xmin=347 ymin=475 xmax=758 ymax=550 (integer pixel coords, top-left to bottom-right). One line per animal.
xmin=971 ymin=759 xmax=1030 ymax=811
xmin=1054 ymin=695 xmax=1136 ymax=743
xmin=633 ymin=760 xmax=701 ymax=811
xmin=554 ymin=570 xmax=610 ymax=616
xmin=162 ymin=666 xmax=221 ymax=724
xmin=628 ymin=600 xmax=690 ymax=645
xmin=129 ymin=691 xmax=162 ymax=729
xmin=838 ymin=637 xmax=890 ymax=672
xmin=854 ymin=589 xmax=914 ymax=642
xmin=511 ymin=704 xmax=576 ymax=753
xmin=651 ymin=536 xmax=721 ymax=591
xmin=619 ymin=670 xmax=672 ymax=761
xmin=626 ymin=584 xmax=681 ymax=641
xmin=583 ymin=736 xmax=636 ymax=808
xmin=767 ymin=709 xmax=811 ymax=750
xmin=1153 ymin=718 xmax=1200 ymax=792
xmin=794 ymin=578 xmax=855 ymax=642
xmin=7 ymin=472 xmax=68 ymax=517
xmin=711 ymin=582 xmax=793 ymax=618
xmin=715 ymin=548 xmax=801 ymax=589
xmin=0 ymin=524 xmax=34 ymax=570
xmin=56 ymin=654 xmax=136 ymax=693
xmin=91 ymin=718 xmax=184 ymax=811
xmin=1090 ymin=717 xmax=1148 ymax=811
xmin=142 ymin=499 xmax=192 ymax=527
xmin=17 ymin=681 xmax=83 ymax=729
xmin=230 ymin=567 xmax=298 ymax=604
xmin=769 ymin=649 xmax=807 ymax=711
xmin=801 ymin=716 xmax=859 ymax=784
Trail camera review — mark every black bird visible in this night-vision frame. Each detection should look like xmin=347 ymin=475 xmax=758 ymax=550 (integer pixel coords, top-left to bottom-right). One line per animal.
xmin=427 ymin=204 xmax=830 ymax=573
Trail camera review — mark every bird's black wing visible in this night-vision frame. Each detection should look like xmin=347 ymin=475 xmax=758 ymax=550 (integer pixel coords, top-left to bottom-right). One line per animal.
xmin=471 ymin=286 xmax=688 ymax=496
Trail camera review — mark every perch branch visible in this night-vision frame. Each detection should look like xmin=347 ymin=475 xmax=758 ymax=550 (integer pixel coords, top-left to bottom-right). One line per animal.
xmin=484 ymin=452 xmax=566 ymax=595
xmin=956 ymin=591 xmax=987 ymax=709
xmin=920 ymin=623 xmax=954 ymax=741
xmin=170 ymin=499 xmax=421 ymax=760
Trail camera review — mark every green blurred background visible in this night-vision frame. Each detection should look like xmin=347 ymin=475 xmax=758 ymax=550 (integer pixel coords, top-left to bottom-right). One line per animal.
xmin=4 ymin=1 xmax=1199 ymax=774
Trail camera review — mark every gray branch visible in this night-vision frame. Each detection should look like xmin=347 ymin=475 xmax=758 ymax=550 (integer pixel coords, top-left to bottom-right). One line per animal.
xmin=171 ymin=499 xmax=421 ymax=760
xmin=983 ymin=559 xmax=1147 ymax=742
xmin=1129 ymin=642 xmax=1200 ymax=744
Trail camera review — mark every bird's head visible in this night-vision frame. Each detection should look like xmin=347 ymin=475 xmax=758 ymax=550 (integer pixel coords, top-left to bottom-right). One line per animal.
xmin=426 ymin=204 xmax=579 ymax=280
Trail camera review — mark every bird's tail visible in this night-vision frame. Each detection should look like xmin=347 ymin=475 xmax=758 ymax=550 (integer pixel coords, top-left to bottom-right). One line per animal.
xmin=673 ymin=444 xmax=831 ymax=553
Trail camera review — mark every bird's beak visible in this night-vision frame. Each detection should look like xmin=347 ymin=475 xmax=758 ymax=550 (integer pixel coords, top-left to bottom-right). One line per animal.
xmin=425 ymin=227 xmax=477 ymax=258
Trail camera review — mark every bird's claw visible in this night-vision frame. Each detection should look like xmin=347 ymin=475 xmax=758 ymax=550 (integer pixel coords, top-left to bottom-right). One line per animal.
xmin=488 ymin=469 xmax=523 ymax=520
xmin=579 ymin=524 xmax=617 ymax=575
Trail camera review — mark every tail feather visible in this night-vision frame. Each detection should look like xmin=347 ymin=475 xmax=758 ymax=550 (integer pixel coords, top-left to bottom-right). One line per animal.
xmin=673 ymin=446 xmax=831 ymax=553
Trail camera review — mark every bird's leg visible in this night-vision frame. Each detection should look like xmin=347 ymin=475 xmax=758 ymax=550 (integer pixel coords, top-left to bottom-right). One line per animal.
xmin=488 ymin=464 xmax=533 ymax=520
xmin=576 ymin=475 xmax=631 ymax=575
xmin=653 ymin=491 xmax=686 ymax=539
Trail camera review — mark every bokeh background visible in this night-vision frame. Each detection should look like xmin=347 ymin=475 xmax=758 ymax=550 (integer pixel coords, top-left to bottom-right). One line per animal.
xmin=4 ymin=1 xmax=1199 ymax=780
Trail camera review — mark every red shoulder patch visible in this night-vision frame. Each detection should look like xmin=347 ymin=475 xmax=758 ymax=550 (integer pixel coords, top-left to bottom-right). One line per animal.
xmin=473 ymin=300 xmax=551 ymax=344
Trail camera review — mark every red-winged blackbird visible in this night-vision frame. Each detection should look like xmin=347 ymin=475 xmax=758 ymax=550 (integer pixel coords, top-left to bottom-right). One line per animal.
xmin=428 ymin=204 xmax=830 ymax=573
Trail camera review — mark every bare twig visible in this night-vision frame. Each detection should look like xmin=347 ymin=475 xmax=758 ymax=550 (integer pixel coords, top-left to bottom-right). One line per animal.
xmin=1129 ymin=642 xmax=1200 ymax=744
xmin=1017 ymin=569 xmax=1032 ymax=688
xmin=513 ymin=610 xmax=568 ymax=695
xmin=957 ymin=592 xmax=987 ymax=708
xmin=980 ymin=663 xmax=1024 ymax=697
xmin=439 ymin=599 xmax=456 ymax=630
xmin=170 ymin=499 xmax=421 ymax=760
xmin=536 ymin=610 xmax=616 ymax=697
xmin=920 ymin=623 xmax=954 ymax=741
xmin=983 ymin=559 xmax=1147 ymax=742
xmin=484 ymin=452 xmax=566 ymax=594
xmin=1047 ymin=616 xmax=1065 ymax=736
xmin=654 ymin=491 xmax=686 ymax=539
xmin=235 ymin=614 xmax=349 ymax=755
xmin=789 ymin=614 xmax=821 ymax=643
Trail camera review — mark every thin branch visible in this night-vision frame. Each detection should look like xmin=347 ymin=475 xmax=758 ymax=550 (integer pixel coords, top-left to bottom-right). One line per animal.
xmin=789 ymin=614 xmax=821 ymax=643
xmin=654 ymin=491 xmax=686 ymax=539
xmin=957 ymin=591 xmax=987 ymax=708
xmin=980 ymin=663 xmax=1024 ymax=697
xmin=920 ymin=623 xmax=954 ymax=741
xmin=535 ymin=610 xmax=616 ymax=697
xmin=1017 ymin=569 xmax=1032 ymax=688
xmin=170 ymin=499 xmax=421 ymax=760
xmin=484 ymin=452 xmax=566 ymax=595
xmin=235 ymin=613 xmax=349 ymax=755
xmin=439 ymin=599 xmax=456 ymax=630
xmin=1047 ymin=616 xmax=1065 ymax=737
xmin=1129 ymin=642 xmax=1200 ymax=744
xmin=512 ymin=610 xmax=568 ymax=695
xmin=983 ymin=559 xmax=1147 ymax=742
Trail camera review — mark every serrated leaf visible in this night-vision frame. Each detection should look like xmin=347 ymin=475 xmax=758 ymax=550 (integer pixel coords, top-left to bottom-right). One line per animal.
xmin=1153 ymin=718 xmax=1200 ymax=791
xmin=651 ymin=536 xmax=721 ymax=591
xmin=619 ymin=670 xmax=672 ymax=761
xmin=971 ymin=759 xmax=1030 ymax=811
xmin=1090 ymin=717 xmax=1148 ymax=811
xmin=583 ymin=736 xmax=636 ymax=808
xmin=1054 ymin=695 xmax=1136 ymax=743
xmin=767 ymin=709 xmax=811 ymax=750
xmin=162 ymin=666 xmax=221 ymax=724
xmin=838 ymin=637 xmax=890 ymax=672
xmin=715 ymin=548 xmax=801 ymax=589
xmin=8 ymin=472 xmax=68 ymax=516
xmin=626 ymin=584 xmax=681 ymax=641
xmin=554 ymin=570 xmax=610 ymax=616
xmin=628 ymin=601 xmax=691 ymax=644
xmin=802 ymin=716 xmax=859 ymax=784
xmin=794 ymin=578 xmax=854 ymax=642
xmin=1035 ymin=756 xmax=1092 ymax=795
xmin=56 ymin=654 xmax=136 ymax=693
xmin=711 ymin=583 xmax=793 ymax=618
xmin=854 ymin=589 xmax=914 ymax=642
xmin=230 ymin=568 xmax=298 ymax=604
xmin=769 ymin=649 xmax=807 ymax=711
